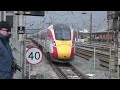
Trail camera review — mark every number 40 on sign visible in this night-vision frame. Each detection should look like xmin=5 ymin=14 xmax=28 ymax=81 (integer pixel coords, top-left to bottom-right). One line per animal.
xmin=26 ymin=47 xmax=43 ymax=64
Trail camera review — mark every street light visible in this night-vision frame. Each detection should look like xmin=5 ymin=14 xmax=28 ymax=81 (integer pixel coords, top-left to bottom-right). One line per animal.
xmin=81 ymin=12 xmax=92 ymax=45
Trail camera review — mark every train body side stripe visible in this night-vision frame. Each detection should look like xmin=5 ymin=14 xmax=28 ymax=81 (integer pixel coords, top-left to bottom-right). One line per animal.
xmin=48 ymin=29 xmax=54 ymax=40
xmin=70 ymin=47 xmax=74 ymax=59
xmin=51 ymin=46 xmax=58 ymax=58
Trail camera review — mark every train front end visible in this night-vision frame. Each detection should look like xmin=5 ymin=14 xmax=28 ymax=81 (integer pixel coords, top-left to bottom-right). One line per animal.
xmin=50 ymin=24 xmax=75 ymax=63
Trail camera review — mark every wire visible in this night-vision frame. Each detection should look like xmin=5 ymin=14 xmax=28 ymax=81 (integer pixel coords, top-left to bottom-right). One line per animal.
xmin=94 ymin=17 xmax=107 ymax=31
xmin=81 ymin=17 xmax=90 ymax=29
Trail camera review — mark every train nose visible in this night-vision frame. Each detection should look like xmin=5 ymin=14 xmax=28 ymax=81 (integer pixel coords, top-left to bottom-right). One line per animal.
xmin=57 ymin=45 xmax=71 ymax=59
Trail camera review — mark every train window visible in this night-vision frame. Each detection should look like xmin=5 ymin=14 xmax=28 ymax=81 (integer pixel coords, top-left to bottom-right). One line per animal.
xmin=54 ymin=24 xmax=71 ymax=40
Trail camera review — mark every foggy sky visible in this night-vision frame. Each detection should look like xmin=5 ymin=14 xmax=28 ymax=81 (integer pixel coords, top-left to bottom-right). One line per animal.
xmin=26 ymin=11 xmax=107 ymax=32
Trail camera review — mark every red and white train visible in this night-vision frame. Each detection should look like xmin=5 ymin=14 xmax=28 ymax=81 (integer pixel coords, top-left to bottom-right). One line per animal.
xmin=31 ymin=23 xmax=75 ymax=63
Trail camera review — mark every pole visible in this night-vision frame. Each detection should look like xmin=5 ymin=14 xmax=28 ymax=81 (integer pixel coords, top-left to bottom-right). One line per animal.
xmin=1 ymin=11 xmax=6 ymax=21
xmin=113 ymin=31 xmax=116 ymax=48
xmin=94 ymin=46 xmax=96 ymax=70
xmin=77 ymin=31 xmax=78 ymax=42
xmin=107 ymin=20 xmax=110 ymax=46
xmin=18 ymin=11 xmax=26 ymax=79
xmin=117 ymin=16 xmax=120 ymax=79
xmin=90 ymin=12 xmax=92 ymax=45
xmin=28 ymin=63 xmax=30 ymax=79
xmin=109 ymin=46 xmax=112 ymax=78
xmin=37 ymin=23 xmax=39 ymax=46
xmin=109 ymin=47 xmax=112 ymax=70
xmin=1 ymin=11 xmax=4 ymax=21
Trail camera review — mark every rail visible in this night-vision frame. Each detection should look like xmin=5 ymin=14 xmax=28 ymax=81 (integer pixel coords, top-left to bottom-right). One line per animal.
xmin=48 ymin=61 xmax=89 ymax=79
xmin=75 ymin=44 xmax=117 ymax=71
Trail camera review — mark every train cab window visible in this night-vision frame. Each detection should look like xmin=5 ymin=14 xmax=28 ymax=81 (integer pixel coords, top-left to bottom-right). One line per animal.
xmin=54 ymin=24 xmax=71 ymax=40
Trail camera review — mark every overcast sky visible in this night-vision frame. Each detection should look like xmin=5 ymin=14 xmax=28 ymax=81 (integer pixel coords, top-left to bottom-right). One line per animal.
xmin=26 ymin=11 xmax=107 ymax=32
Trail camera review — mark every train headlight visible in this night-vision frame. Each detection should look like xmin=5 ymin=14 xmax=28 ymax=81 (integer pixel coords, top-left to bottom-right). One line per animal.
xmin=52 ymin=40 xmax=56 ymax=46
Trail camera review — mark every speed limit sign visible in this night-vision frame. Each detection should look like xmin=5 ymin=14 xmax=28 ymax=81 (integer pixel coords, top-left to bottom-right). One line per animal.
xmin=26 ymin=47 xmax=43 ymax=64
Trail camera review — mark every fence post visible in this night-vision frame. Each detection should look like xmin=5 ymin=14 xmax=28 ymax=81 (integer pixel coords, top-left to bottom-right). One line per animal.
xmin=109 ymin=47 xmax=111 ymax=70
xmin=94 ymin=46 xmax=96 ymax=70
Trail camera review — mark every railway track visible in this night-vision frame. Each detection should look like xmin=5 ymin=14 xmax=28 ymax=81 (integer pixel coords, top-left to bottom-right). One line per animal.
xmin=48 ymin=60 xmax=89 ymax=79
xmin=75 ymin=43 xmax=117 ymax=70
xmin=75 ymin=43 xmax=115 ymax=52
xmin=26 ymin=38 xmax=89 ymax=79
xmin=26 ymin=39 xmax=117 ymax=79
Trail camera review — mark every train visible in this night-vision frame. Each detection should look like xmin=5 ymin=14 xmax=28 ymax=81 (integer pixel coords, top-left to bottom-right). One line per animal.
xmin=30 ymin=23 xmax=75 ymax=63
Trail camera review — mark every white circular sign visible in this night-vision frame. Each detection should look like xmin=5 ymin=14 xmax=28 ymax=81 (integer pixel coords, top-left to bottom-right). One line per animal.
xmin=26 ymin=47 xmax=43 ymax=64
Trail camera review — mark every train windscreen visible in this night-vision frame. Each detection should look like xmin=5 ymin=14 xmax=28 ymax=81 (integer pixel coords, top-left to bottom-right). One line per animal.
xmin=54 ymin=24 xmax=71 ymax=40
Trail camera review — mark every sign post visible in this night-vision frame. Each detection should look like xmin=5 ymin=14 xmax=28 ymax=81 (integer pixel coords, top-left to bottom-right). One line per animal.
xmin=26 ymin=47 xmax=43 ymax=79
xmin=117 ymin=16 xmax=120 ymax=79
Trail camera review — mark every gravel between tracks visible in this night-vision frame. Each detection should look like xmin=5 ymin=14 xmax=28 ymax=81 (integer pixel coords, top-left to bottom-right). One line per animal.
xmin=25 ymin=55 xmax=118 ymax=79
xmin=33 ymin=55 xmax=118 ymax=79
xmin=35 ymin=55 xmax=59 ymax=79
xmin=70 ymin=56 xmax=118 ymax=79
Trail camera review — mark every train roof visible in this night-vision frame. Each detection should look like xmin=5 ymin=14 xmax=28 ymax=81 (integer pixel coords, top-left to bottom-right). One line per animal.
xmin=47 ymin=23 xmax=71 ymax=30
xmin=48 ymin=23 xmax=70 ymax=27
xmin=52 ymin=23 xmax=71 ymax=30
xmin=54 ymin=23 xmax=70 ymax=26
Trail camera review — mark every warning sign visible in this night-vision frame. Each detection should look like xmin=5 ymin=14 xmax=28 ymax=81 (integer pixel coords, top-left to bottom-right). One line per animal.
xmin=17 ymin=26 xmax=25 ymax=34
